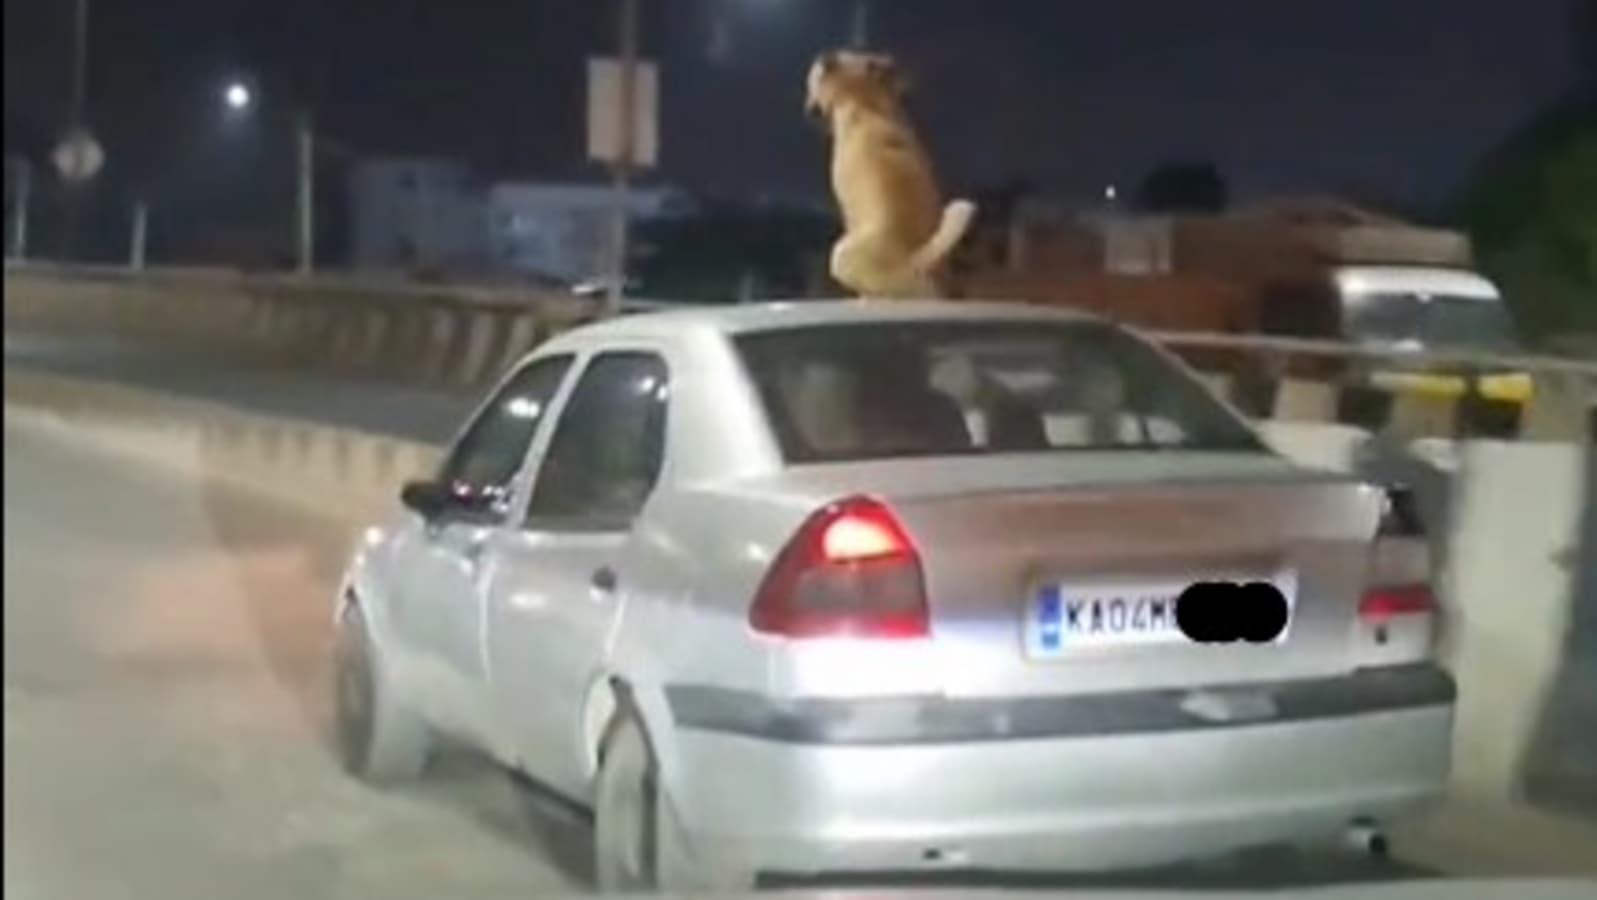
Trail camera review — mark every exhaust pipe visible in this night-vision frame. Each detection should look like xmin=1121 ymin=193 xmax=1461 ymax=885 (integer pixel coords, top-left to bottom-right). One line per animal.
xmin=1344 ymin=819 xmax=1390 ymax=858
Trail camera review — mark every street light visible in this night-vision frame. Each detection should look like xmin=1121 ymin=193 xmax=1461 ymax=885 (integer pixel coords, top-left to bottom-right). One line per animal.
xmin=214 ymin=76 xmax=315 ymax=274
xmin=223 ymin=81 xmax=252 ymax=112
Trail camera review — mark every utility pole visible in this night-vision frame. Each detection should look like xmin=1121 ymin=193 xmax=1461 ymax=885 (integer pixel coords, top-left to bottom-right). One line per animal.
xmin=606 ymin=0 xmax=640 ymax=316
xmin=296 ymin=111 xmax=315 ymax=275
xmin=849 ymin=0 xmax=871 ymax=49
xmin=71 ymin=0 xmax=90 ymax=127
xmin=128 ymin=199 xmax=148 ymax=270
xmin=63 ymin=0 xmax=91 ymax=260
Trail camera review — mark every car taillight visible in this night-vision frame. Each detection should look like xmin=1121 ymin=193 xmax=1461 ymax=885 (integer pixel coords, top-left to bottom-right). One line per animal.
xmin=749 ymin=496 xmax=929 ymax=640
xmin=1358 ymin=583 xmax=1436 ymax=623
xmin=1358 ymin=485 xmax=1440 ymax=655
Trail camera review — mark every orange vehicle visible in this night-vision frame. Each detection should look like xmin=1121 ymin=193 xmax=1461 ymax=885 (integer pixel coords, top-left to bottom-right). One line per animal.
xmin=946 ymin=199 xmax=1530 ymax=407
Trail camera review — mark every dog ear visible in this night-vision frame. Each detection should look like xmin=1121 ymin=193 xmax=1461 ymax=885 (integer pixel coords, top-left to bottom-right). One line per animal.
xmin=866 ymin=54 xmax=911 ymax=94
xmin=816 ymin=50 xmax=841 ymax=73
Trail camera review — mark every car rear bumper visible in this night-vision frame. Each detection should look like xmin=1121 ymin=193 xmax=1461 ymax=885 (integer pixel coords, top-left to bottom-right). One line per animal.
xmin=664 ymin=665 xmax=1454 ymax=875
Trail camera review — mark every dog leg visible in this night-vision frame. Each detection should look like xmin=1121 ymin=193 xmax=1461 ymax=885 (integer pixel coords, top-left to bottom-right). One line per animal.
xmin=877 ymin=269 xmax=940 ymax=299
xmin=830 ymin=232 xmax=888 ymax=299
xmin=833 ymin=233 xmax=942 ymax=299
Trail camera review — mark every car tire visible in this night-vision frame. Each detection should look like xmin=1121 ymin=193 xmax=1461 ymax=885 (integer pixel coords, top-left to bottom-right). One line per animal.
xmin=594 ymin=704 xmax=751 ymax=893
xmin=332 ymin=602 xmax=433 ymax=784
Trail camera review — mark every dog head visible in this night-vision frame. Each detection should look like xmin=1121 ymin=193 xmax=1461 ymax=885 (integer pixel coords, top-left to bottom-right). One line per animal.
xmin=804 ymin=50 xmax=910 ymax=127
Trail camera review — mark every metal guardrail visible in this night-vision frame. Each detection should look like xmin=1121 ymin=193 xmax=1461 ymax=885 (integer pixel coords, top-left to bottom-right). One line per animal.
xmin=6 ymin=261 xmax=597 ymax=313
xmin=8 ymin=263 xmax=1595 ymax=424
xmin=11 ymin=262 xmax=1592 ymax=360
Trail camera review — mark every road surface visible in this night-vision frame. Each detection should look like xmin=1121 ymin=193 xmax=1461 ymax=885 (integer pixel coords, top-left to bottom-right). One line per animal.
xmin=3 ymin=415 xmax=589 ymax=900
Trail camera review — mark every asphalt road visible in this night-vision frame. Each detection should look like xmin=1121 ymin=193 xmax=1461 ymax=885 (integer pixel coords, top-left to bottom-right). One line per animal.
xmin=3 ymin=334 xmax=471 ymax=444
xmin=3 ymin=416 xmax=589 ymax=900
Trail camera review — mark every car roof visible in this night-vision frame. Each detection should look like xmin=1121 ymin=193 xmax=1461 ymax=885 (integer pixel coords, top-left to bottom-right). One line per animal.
xmin=547 ymin=299 xmax=1105 ymax=349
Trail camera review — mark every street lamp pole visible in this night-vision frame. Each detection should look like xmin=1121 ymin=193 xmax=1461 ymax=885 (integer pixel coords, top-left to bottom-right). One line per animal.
xmin=223 ymin=80 xmax=314 ymax=274
xmin=61 ymin=0 xmax=92 ymax=260
xmin=849 ymin=0 xmax=870 ymax=49
xmin=296 ymin=111 xmax=315 ymax=275
xmin=606 ymin=0 xmax=640 ymax=316
xmin=7 ymin=158 xmax=30 ymax=261
xmin=71 ymin=0 xmax=90 ymax=127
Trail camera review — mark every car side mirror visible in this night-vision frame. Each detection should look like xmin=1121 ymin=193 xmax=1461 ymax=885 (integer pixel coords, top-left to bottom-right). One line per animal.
xmin=400 ymin=479 xmax=450 ymax=520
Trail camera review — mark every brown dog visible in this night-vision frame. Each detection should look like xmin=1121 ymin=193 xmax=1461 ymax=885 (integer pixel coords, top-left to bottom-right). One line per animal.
xmin=806 ymin=50 xmax=975 ymax=299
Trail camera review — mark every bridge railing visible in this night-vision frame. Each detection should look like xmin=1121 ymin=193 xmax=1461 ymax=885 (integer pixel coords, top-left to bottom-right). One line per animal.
xmin=6 ymin=263 xmax=1594 ymax=443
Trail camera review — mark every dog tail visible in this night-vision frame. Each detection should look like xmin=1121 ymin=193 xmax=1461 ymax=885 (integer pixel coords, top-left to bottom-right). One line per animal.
xmin=910 ymin=199 xmax=977 ymax=273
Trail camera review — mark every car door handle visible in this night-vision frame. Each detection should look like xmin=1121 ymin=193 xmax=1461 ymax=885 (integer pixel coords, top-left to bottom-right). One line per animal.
xmin=591 ymin=566 xmax=618 ymax=594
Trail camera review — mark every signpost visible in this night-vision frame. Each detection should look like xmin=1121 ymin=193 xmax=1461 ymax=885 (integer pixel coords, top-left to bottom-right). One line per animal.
xmin=52 ymin=128 xmax=105 ymax=184
xmin=586 ymin=58 xmax=659 ymax=170
xmin=587 ymin=0 xmax=659 ymax=316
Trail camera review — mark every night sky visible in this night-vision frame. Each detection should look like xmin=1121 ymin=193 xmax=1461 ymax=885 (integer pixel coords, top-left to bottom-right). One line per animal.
xmin=3 ymin=0 xmax=1586 ymax=246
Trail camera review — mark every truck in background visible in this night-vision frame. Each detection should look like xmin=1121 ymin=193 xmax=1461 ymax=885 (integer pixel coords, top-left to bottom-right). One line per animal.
xmin=946 ymin=197 xmax=1532 ymax=412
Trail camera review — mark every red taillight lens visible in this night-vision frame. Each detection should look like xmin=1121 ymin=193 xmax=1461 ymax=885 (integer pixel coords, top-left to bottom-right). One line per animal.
xmin=749 ymin=496 xmax=929 ymax=640
xmin=820 ymin=509 xmax=908 ymax=561
xmin=1359 ymin=583 xmax=1435 ymax=623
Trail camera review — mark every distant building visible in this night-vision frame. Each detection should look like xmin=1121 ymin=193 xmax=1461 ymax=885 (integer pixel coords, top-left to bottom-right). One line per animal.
xmin=488 ymin=182 xmax=696 ymax=284
xmin=347 ymin=159 xmax=699 ymax=285
xmin=348 ymin=158 xmax=489 ymax=273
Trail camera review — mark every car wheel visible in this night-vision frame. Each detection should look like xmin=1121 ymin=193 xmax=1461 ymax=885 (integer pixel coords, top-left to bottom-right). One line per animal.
xmin=594 ymin=705 xmax=746 ymax=893
xmin=332 ymin=602 xmax=433 ymax=783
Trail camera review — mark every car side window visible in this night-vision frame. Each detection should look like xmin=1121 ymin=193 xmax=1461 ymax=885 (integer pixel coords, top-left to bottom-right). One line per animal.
xmin=524 ymin=352 xmax=669 ymax=530
xmin=437 ymin=354 xmax=573 ymax=516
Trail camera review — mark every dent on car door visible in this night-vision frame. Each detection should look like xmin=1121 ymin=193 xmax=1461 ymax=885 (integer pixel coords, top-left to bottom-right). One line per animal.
xmin=484 ymin=350 xmax=670 ymax=795
xmin=389 ymin=353 xmax=574 ymax=731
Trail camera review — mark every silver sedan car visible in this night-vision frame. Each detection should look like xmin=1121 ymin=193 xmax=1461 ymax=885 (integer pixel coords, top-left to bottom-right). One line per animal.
xmin=333 ymin=300 xmax=1453 ymax=891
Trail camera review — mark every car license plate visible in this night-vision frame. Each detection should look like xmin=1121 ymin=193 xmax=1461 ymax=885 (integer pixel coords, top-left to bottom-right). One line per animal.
xmin=1024 ymin=574 xmax=1297 ymax=656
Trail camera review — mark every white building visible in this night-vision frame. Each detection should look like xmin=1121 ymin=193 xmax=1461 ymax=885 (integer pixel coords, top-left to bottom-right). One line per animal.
xmin=349 ymin=158 xmax=489 ymax=273
xmin=487 ymin=182 xmax=696 ymax=284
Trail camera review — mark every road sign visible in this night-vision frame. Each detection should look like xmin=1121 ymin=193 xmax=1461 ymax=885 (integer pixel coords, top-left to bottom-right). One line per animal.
xmin=52 ymin=128 xmax=104 ymax=183
xmin=587 ymin=57 xmax=659 ymax=168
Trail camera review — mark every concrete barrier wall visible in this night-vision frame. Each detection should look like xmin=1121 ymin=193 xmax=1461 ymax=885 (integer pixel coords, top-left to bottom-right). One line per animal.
xmin=2 ymin=267 xmax=593 ymax=390
xmin=8 ymin=266 xmax=1595 ymax=443
xmin=1443 ymin=443 xmax=1594 ymax=806
xmin=1258 ymin=419 xmax=1595 ymax=817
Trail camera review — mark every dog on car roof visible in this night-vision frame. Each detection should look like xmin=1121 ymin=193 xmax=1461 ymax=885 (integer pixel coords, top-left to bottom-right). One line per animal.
xmin=805 ymin=50 xmax=976 ymax=299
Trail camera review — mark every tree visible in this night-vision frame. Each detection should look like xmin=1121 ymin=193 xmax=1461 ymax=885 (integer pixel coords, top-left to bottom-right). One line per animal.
xmin=1579 ymin=0 xmax=1596 ymax=88
xmin=1454 ymin=95 xmax=1597 ymax=343
xmin=1135 ymin=161 xmax=1229 ymax=214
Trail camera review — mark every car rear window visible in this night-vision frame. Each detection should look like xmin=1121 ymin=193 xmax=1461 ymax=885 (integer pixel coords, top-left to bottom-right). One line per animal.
xmin=734 ymin=320 xmax=1265 ymax=464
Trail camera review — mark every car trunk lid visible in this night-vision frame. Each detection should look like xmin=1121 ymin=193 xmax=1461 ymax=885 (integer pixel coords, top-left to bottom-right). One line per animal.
xmin=735 ymin=452 xmax=1383 ymax=699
